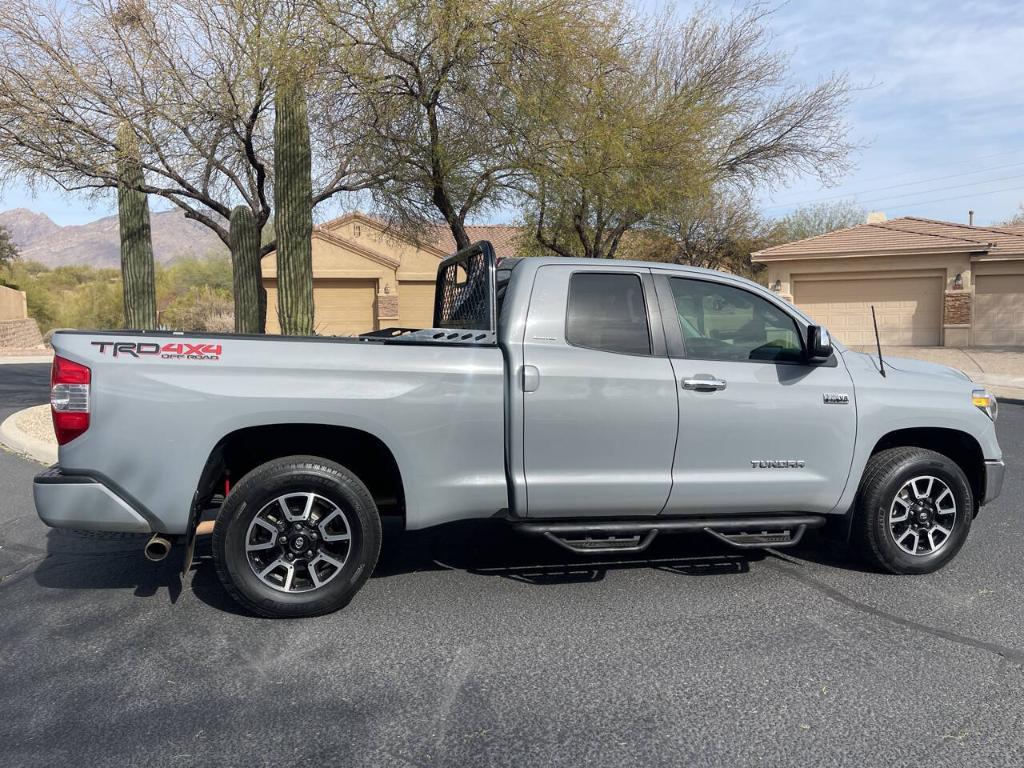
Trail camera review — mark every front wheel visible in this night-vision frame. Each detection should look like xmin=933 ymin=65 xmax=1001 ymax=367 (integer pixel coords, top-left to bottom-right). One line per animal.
xmin=212 ymin=456 xmax=382 ymax=618
xmin=853 ymin=447 xmax=973 ymax=574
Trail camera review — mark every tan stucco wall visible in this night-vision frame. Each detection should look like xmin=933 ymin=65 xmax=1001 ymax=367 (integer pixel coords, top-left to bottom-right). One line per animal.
xmin=0 ymin=285 xmax=27 ymax=321
xmin=261 ymin=215 xmax=445 ymax=333
xmin=331 ymin=218 xmax=444 ymax=282
xmin=761 ymin=251 xmax=978 ymax=347
xmin=972 ymin=259 xmax=1024 ymax=277
xmin=759 ymin=249 xmax=1024 ymax=347
xmin=761 ymin=251 xmax=974 ymax=301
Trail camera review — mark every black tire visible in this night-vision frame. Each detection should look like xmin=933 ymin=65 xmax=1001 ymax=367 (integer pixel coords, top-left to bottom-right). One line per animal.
xmin=212 ymin=456 xmax=381 ymax=618
xmin=852 ymin=447 xmax=973 ymax=574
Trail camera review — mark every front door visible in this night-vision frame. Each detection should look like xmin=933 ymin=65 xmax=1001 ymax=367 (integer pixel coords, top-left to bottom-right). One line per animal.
xmin=656 ymin=273 xmax=857 ymax=516
xmin=522 ymin=265 xmax=678 ymax=517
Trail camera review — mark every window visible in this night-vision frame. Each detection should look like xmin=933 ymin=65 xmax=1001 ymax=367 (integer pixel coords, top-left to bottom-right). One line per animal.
xmin=566 ymin=273 xmax=651 ymax=355
xmin=669 ymin=278 xmax=804 ymax=363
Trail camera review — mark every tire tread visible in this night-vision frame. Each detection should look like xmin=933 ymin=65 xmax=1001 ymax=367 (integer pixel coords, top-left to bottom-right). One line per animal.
xmin=853 ymin=446 xmax=971 ymax=574
xmin=211 ymin=455 xmax=381 ymax=618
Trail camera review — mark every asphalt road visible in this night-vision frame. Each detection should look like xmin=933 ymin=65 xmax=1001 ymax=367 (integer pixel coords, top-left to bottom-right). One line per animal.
xmin=0 ymin=362 xmax=49 ymax=421
xmin=1 ymin=363 xmax=1023 ymax=767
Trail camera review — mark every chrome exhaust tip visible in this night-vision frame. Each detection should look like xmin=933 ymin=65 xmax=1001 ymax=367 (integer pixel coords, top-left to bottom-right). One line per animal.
xmin=144 ymin=534 xmax=172 ymax=562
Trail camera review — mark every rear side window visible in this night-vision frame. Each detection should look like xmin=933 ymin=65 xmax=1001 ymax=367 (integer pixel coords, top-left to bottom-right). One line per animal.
xmin=566 ymin=273 xmax=651 ymax=355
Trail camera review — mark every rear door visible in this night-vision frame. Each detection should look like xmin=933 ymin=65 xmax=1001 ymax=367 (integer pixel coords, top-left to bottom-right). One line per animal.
xmin=656 ymin=273 xmax=857 ymax=515
xmin=522 ymin=265 xmax=678 ymax=517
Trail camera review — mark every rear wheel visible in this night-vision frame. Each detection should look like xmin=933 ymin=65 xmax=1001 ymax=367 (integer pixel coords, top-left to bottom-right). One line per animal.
xmin=212 ymin=456 xmax=381 ymax=618
xmin=853 ymin=447 xmax=973 ymax=574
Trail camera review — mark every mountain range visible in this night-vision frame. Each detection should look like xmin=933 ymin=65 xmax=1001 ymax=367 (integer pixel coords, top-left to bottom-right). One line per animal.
xmin=0 ymin=207 xmax=225 ymax=268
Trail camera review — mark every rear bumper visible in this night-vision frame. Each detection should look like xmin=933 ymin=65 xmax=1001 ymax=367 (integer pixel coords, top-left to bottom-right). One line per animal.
xmin=33 ymin=466 xmax=152 ymax=533
xmin=983 ymin=459 xmax=1005 ymax=506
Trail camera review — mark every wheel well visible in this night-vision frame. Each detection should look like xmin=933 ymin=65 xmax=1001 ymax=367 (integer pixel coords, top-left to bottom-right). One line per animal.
xmin=199 ymin=424 xmax=405 ymax=520
xmin=872 ymin=428 xmax=983 ymax=509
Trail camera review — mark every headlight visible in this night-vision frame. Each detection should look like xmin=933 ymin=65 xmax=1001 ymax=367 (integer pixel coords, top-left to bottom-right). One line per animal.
xmin=972 ymin=389 xmax=998 ymax=421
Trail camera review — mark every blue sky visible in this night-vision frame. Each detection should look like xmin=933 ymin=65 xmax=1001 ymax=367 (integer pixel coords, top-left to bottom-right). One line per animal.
xmin=4 ymin=0 xmax=1024 ymax=227
xmin=739 ymin=0 xmax=1024 ymax=225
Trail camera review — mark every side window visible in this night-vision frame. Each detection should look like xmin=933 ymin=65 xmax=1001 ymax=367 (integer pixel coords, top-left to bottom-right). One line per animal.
xmin=669 ymin=278 xmax=804 ymax=363
xmin=566 ymin=273 xmax=651 ymax=355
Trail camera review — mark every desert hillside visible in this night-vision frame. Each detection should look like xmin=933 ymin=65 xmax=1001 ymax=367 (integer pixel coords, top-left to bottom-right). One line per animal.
xmin=0 ymin=207 xmax=225 ymax=267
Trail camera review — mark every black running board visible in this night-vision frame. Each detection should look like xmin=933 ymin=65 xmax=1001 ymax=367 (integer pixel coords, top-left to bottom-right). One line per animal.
xmin=517 ymin=515 xmax=825 ymax=555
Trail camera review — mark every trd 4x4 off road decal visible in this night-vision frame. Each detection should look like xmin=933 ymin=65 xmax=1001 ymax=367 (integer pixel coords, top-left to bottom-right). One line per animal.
xmin=91 ymin=341 xmax=222 ymax=361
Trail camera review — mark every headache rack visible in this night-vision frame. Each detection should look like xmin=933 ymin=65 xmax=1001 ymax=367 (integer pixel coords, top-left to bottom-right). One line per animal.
xmin=361 ymin=241 xmax=500 ymax=346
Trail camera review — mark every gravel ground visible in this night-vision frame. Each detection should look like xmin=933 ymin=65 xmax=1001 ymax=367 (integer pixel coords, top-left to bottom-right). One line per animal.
xmin=12 ymin=404 xmax=52 ymax=443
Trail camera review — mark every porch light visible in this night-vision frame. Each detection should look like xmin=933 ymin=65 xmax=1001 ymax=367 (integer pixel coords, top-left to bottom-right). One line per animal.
xmin=953 ymin=273 xmax=964 ymax=290
xmin=771 ymin=279 xmax=782 ymax=292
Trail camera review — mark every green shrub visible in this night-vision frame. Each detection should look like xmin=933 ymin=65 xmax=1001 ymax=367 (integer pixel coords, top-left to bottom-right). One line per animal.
xmin=16 ymin=253 xmax=234 ymax=333
xmin=160 ymin=285 xmax=234 ymax=332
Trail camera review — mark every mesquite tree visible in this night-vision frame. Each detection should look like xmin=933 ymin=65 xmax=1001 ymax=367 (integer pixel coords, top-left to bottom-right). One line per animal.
xmin=522 ymin=7 xmax=854 ymax=259
xmin=316 ymin=0 xmax=600 ymax=251
xmin=116 ymin=124 xmax=157 ymax=329
xmin=273 ymin=74 xmax=314 ymax=335
xmin=0 ymin=0 xmax=379 ymax=256
xmin=229 ymin=205 xmax=266 ymax=333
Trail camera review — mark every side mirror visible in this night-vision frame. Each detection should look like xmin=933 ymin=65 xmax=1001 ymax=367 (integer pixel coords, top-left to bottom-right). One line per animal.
xmin=806 ymin=325 xmax=833 ymax=361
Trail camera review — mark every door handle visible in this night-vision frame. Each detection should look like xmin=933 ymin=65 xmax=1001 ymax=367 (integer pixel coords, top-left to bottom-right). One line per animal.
xmin=682 ymin=375 xmax=727 ymax=392
xmin=522 ymin=365 xmax=540 ymax=393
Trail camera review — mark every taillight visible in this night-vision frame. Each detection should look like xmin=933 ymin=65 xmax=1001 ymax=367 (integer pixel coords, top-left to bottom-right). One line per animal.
xmin=51 ymin=355 xmax=91 ymax=445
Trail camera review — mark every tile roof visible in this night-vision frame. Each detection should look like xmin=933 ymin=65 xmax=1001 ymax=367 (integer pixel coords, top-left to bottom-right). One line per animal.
xmin=996 ymin=224 xmax=1024 ymax=237
xmin=426 ymin=223 xmax=524 ymax=260
xmin=315 ymin=211 xmax=524 ymax=259
xmin=753 ymin=216 xmax=1024 ymax=260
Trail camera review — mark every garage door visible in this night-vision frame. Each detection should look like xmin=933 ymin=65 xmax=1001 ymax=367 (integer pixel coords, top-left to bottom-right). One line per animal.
xmin=263 ymin=279 xmax=377 ymax=336
xmin=793 ymin=274 xmax=943 ymax=346
xmin=974 ymin=274 xmax=1024 ymax=346
xmin=398 ymin=281 xmax=436 ymax=328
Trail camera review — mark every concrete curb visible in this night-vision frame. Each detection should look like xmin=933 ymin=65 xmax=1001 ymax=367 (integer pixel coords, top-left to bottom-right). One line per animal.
xmin=972 ymin=374 xmax=1024 ymax=402
xmin=0 ymin=406 xmax=57 ymax=466
xmin=0 ymin=354 xmax=53 ymax=365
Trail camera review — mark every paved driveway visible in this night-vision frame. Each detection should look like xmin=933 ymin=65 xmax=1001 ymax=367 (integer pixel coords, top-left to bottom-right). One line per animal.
xmin=850 ymin=346 xmax=1024 ymax=400
xmin=1 ymin=364 xmax=1022 ymax=767
xmin=0 ymin=362 xmax=49 ymax=422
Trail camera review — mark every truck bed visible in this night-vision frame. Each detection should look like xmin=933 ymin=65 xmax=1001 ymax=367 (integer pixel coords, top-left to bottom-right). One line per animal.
xmin=49 ymin=329 xmax=508 ymax=534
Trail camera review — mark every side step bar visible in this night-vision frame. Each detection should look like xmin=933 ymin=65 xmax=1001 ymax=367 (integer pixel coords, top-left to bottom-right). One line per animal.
xmin=516 ymin=515 xmax=825 ymax=555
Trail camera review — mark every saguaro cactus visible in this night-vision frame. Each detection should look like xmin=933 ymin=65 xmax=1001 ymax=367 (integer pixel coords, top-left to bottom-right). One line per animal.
xmin=273 ymin=74 xmax=314 ymax=335
xmin=229 ymin=206 xmax=267 ymax=333
xmin=116 ymin=123 xmax=157 ymax=330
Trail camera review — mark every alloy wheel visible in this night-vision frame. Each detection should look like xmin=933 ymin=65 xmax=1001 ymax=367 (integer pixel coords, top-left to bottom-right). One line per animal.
xmin=888 ymin=475 xmax=957 ymax=556
xmin=244 ymin=492 xmax=352 ymax=593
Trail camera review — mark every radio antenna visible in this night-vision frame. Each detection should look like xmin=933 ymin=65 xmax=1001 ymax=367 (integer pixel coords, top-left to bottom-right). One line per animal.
xmin=871 ymin=305 xmax=886 ymax=377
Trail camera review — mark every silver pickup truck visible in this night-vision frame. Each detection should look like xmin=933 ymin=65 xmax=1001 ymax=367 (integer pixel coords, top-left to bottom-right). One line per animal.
xmin=34 ymin=243 xmax=1005 ymax=617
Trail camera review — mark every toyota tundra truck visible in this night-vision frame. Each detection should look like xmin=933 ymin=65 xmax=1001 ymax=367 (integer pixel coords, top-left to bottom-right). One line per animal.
xmin=34 ymin=243 xmax=1005 ymax=617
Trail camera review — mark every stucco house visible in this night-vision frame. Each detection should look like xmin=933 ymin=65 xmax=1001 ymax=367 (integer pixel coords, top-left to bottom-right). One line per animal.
xmin=752 ymin=215 xmax=1024 ymax=347
xmin=261 ymin=212 xmax=520 ymax=335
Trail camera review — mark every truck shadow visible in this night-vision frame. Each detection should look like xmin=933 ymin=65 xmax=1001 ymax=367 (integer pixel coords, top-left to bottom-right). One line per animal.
xmin=34 ymin=521 xmax=769 ymax=616
xmin=371 ymin=519 xmax=761 ymax=584
xmin=775 ymin=530 xmax=878 ymax=574
xmin=185 ymin=520 xmax=762 ymax=615
xmin=33 ymin=529 xmax=185 ymax=602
